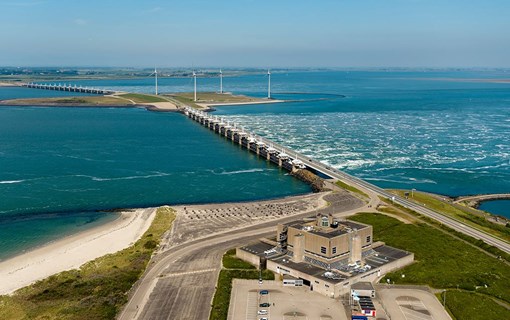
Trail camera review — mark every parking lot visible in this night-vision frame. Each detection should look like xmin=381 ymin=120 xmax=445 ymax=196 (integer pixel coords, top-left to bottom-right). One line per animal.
xmin=376 ymin=286 xmax=452 ymax=320
xmin=228 ymin=279 xmax=348 ymax=320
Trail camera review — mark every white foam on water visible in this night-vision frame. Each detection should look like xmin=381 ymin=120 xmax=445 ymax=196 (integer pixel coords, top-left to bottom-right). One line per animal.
xmin=0 ymin=180 xmax=24 ymax=184
xmin=218 ymin=168 xmax=266 ymax=175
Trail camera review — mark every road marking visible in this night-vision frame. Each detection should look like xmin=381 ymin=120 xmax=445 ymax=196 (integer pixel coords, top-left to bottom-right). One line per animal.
xmin=397 ymin=299 xmax=434 ymax=320
xmin=158 ymin=268 xmax=217 ymax=278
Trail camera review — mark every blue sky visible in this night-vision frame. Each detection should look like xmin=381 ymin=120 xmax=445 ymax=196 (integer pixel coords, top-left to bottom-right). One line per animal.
xmin=1 ymin=0 xmax=509 ymax=67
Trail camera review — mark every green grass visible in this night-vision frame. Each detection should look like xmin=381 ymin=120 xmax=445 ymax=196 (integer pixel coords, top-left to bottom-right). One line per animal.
xmin=1 ymin=96 xmax=132 ymax=106
xmin=168 ymin=92 xmax=264 ymax=109
xmin=349 ymin=213 xmax=510 ymax=305
xmin=222 ymin=249 xmax=256 ymax=269
xmin=390 ymin=190 xmax=510 ymax=241
xmin=379 ymin=197 xmax=510 ymax=262
xmin=0 ymin=207 xmax=176 ymax=320
xmin=376 ymin=204 xmax=418 ymax=223
xmin=119 ymin=93 xmax=169 ymax=103
xmin=209 ymin=249 xmax=274 ymax=320
xmin=440 ymin=290 xmax=510 ymax=320
xmin=335 ymin=180 xmax=369 ymax=198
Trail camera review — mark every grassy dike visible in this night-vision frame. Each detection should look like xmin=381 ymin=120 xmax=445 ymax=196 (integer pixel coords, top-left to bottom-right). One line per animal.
xmin=379 ymin=196 xmax=510 ymax=262
xmin=390 ymin=190 xmax=510 ymax=242
xmin=335 ymin=180 xmax=369 ymax=198
xmin=0 ymin=207 xmax=176 ymax=320
xmin=209 ymin=249 xmax=274 ymax=320
xmin=118 ymin=93 xmax=170 ymax=103
xmin=350 ymin=212 xmax=510 ymax=320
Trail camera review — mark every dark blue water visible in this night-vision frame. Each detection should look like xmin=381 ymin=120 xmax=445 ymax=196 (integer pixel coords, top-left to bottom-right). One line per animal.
xmin=479 ymin=200 xmax=510 ymax=218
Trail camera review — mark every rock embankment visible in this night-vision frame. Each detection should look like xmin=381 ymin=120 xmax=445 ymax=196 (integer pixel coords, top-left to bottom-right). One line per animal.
xmin=292 ymin=169 xmax=326 ymax=192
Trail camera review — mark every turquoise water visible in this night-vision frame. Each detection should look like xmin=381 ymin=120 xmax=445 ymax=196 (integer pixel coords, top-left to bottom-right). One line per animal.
xmin=479 ymin=200 xmax=510 ymax=218
xmin=0 ymin=86 xmax=91 ymax=100
xmin=0 ymin=105 xmax=310 ymax=260
xmin=0 ymin=211 xmax=118 ymax=261
xmin=1 ymin=70 xmax=509 ymax=259
xmin=212 ymin=71 xmax=510 ymax=214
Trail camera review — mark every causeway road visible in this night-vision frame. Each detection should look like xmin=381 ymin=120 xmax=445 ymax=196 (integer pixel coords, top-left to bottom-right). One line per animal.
xmin=252 ymin=134 xmax=510 ymax=254
xmin=290 ymin=150 xmax=510 ymax=254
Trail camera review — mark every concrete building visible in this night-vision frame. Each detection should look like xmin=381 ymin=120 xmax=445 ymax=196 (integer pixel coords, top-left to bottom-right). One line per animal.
xmin=237 ymin=214 xmax=414 ymax=298
xmin=277 ymin=213 xmax=373 ymax=270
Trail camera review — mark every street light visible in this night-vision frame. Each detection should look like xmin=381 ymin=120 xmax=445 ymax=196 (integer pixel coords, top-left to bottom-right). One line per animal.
xmin=412 ymin=188 xmax=416 ymax=198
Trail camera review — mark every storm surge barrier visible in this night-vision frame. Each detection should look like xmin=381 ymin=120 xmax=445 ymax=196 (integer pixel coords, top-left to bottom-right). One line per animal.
xmin=183 ymin=107 xmax=510 ymax=254
xmin=22 ymin=82 xmax=115 ymax=95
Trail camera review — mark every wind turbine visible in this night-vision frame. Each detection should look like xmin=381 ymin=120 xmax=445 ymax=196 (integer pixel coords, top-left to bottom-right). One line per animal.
xmin=219 ymin=69 xmax=223 ymax=94
xmin=193 ymin=70 xmax=197 ymax=102
xmin=267 ymin=69 xmax=271 ymax=99
xmin=149 ymin=67 xmax=158 ymax=95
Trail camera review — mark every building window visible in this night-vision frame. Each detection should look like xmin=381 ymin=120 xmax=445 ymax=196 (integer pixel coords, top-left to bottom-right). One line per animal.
xmin=325 ymin=284 xmax=330 ymax=288
xmin=315 ymin=280 xmax=319 ymax=284
xmin=332 ymin=247 xmax=337 ymax=254
xmin=366 ymin=236 xmax=371 ymax=243
xmin=320 ymin=246 xmax=327 ymax=254
xmin=321 ymin=217 xmax=329 ymax=227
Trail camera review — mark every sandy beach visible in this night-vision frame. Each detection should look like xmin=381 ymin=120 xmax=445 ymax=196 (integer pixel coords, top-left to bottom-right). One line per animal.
xmin=0 ymin=207 xmax=156 ymax=295
xmin=0 ymin=82 xmax=20 ymax=87
xmin=196 ymin=99 xmax=284 ymax=109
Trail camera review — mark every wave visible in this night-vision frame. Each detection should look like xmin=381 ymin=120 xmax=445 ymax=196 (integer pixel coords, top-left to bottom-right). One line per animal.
xmin=218 ymin=168 xmax=266 ymax=175
xmin=0 ymin=180 xmax=24 ymax=184
xmin=73 ymin=172 xmax=171 ymax=182
xmin=365 ymin=177 xmax=437 ymax=185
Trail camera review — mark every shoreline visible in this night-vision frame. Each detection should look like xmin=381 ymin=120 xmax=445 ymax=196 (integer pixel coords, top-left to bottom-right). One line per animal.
xmin=0 ymin=207 xmax=156 ymax=295
xmin=196 ymin=99 xmax=285 ymax=110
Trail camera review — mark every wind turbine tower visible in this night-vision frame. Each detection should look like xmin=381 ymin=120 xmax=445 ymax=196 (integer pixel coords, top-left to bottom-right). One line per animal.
xmin=193 ymin=70 xmax=197 ymax=102
xmin=154 ymin=67 xmax=158 ymax=95
xmin=220 ymin=69 xmax=223 ymax=94
xmin=267 ymin=69 xmax=271 ymax=99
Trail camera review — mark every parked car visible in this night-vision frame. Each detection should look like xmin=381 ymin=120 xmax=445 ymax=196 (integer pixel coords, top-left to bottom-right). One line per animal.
xmin=259 ymin=290 xmax=269 ymax=295
xmin=257 ymin=310 xmax=268 ymax=315
xmin=259 ymin=303 xmax=270 ymax=307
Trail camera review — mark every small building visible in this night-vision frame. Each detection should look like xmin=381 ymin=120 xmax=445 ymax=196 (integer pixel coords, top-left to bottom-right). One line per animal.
xmin=351 ymin=282 xmax=375 ymax=298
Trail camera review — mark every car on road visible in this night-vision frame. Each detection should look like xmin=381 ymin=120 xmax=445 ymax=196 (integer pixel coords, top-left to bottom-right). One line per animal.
xmin=257 ymin=310 xmax=268 ymax=315
xmin=259 ymin=290 xmax=269 ymax=295
xmin=259 ymin=303 xmax=270 ymax=307
xmin=259 ymin=318 xmax=268 ymax=320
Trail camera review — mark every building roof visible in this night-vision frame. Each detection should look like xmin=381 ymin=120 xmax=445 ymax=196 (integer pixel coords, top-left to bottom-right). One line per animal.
xmin=351 ymin=282 xmax=375 ymax=291
xmin=239 ymin=242 xmax=279 ymax=258
xmin=286 ymin=219 xmax=370 ymax=239
xmin=270 ymin=255 xmax=347 ymax=284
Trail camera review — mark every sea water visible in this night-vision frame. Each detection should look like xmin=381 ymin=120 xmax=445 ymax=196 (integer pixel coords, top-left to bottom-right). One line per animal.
xmin=0 ymin=104 xmax=310 ymax=260
xmin=1 ymin=70 xmax=509 ymax=259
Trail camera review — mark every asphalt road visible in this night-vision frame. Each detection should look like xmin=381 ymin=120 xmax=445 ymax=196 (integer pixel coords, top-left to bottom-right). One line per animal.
xmin=118 ymin=203 xmax=359 ymax=320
